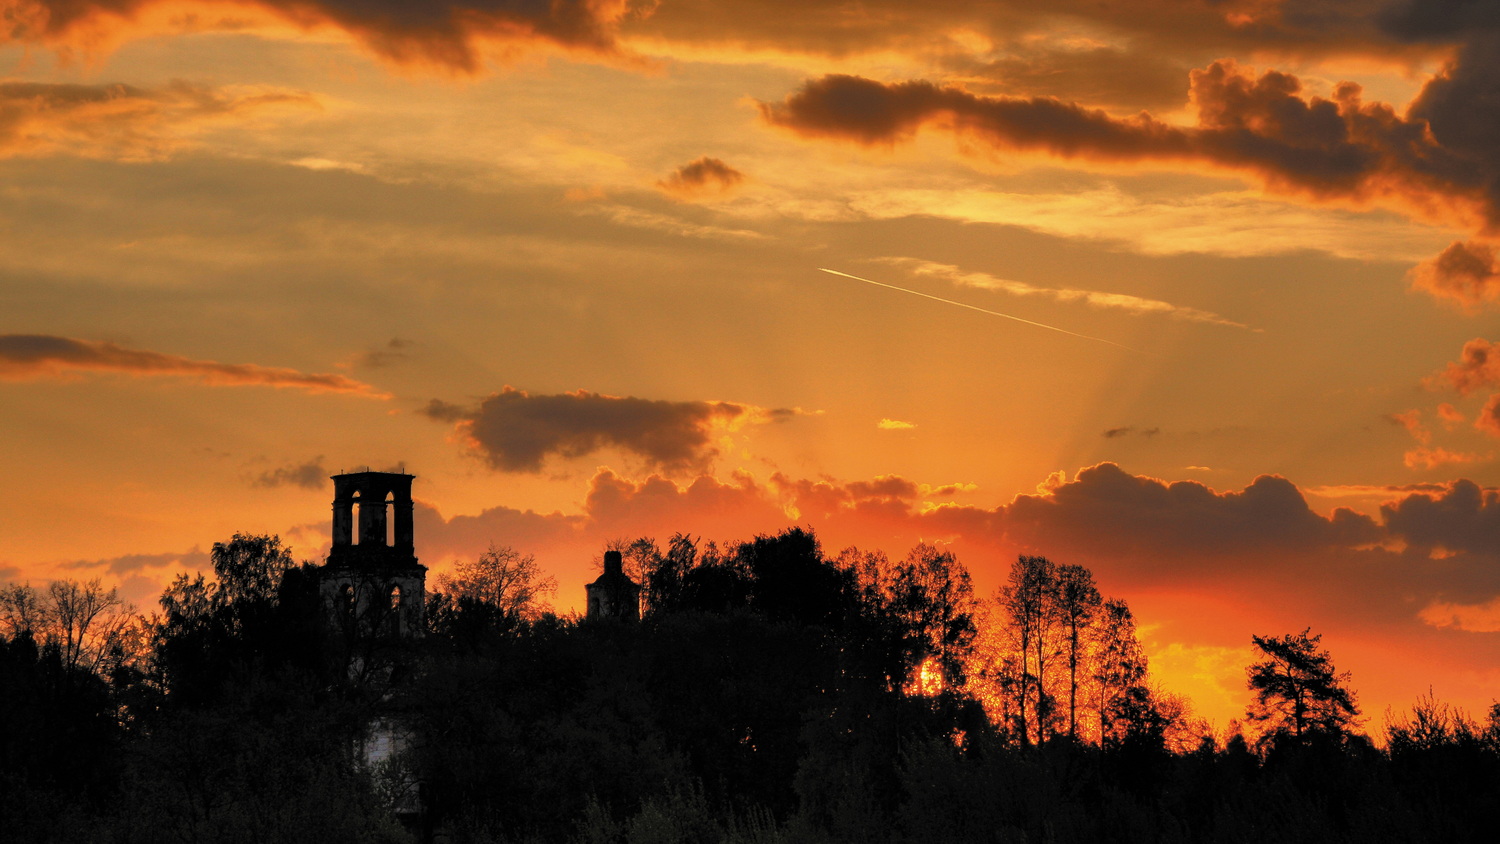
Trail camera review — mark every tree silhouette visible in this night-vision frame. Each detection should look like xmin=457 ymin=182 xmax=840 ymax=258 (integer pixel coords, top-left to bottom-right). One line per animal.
xmin=885 ymin=544 xmax=977 ymax=692
xmin=1055 ymin=564 xmax=1101 ymax=740
xmin=1001 ymin=555 xmax=1059 ymax=744
xmin=432 ymin=545 xmax=556 ymax=621
xmin=1246 ymin=628 xmax=1359 ymax=746
xmin=1093 ymin=597 xmax=1147 ymax=744
xmin=151 ymin=533 xmax=322 ymax=704
xmin=0 ymin=579 xmax=138 ymax=678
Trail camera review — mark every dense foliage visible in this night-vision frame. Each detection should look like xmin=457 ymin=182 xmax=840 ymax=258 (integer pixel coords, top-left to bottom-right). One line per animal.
xmin=2 ymin=529 xmax=1498 ymax=842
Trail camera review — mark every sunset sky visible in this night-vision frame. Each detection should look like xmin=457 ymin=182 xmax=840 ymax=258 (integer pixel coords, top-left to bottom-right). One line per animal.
xmin=5 ymin=0 xmax=1500 ymax=731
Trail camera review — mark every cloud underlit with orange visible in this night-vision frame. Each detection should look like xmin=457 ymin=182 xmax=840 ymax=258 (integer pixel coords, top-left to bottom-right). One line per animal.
xmin=1411 ymin=240 xmax=1500 ymax=309
xmin=380 ymin=461 xmax=1500 ymax=726
xmin=400 ymin=461 xmax=1500 ymax=639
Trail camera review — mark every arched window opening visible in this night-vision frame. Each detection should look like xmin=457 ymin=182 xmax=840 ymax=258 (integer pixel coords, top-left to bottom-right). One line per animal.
xmin=350 ymin=492 xmax=363 ymax=546
xmin=386 ymin=492 xmax=396 ymax=547
xmin=387 ymin=584 xmax=405 ymax=638
xmin=340 ymin=583 xmax=356 ymax=618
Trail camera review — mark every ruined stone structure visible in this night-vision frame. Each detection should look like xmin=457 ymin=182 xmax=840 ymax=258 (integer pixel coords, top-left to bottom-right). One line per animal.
xmin=320 ymin=469 xmax=426 ymax=640
xmin=585 ymin=550 xmax=641 ymax=621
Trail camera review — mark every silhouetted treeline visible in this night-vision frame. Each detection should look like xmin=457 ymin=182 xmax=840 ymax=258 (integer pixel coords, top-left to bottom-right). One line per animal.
xmin=3 ymin=528 xmax=1499 ymax=842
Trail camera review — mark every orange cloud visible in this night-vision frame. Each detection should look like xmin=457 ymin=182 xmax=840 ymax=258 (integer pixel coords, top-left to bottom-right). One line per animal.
xmin=0 ymin=0 xmax=647 ymax=72
xmin=1430 ymin=338 xmax=1500 ymax=395
xmin=423 ymin=386 xmax=799 ymax=473
xmin=1438 ymin=402 xmax=1466 ymax=429
xmin=630 ymin=0 xmax=1420 ymax=78
xmin=1429 ymin=340 xmax=1500 ymax=428
xmin=0 ymin=334 xmax=389 ymax=396
xmin=1389 ymin=409 xmax=1430 ymax=444
xmin=1477 ymin=395 xmax=1500 ymax=438
xmin=0 ymin=79 xmax=317 ymax=160
xmin=656 ymin=156 xmax=745 ymax=199
xmin=1409 ymin=240 xmax=1500 ymax=309
xmin=1403 ymin=446 xmax=1481 ymax=470
xmin=1419 ymin=595 xmax=1500 ymax=633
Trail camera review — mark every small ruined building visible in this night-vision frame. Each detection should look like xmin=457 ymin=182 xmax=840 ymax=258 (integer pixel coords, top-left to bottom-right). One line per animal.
xmin=315 ymin=469 xmax=426 ymax=828
xmin=586 ymin=550 xmax=641 ymax=621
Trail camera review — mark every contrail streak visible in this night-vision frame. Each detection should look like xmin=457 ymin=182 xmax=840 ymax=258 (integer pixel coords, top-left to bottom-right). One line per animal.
xmin=817 ymin=268 xmax=1142 ymax=352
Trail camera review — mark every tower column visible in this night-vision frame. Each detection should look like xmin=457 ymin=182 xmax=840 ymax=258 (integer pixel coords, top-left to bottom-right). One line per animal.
xmin=332 ymin=499 xmax=354 ymax=547
xmin=394 ymin=498 xmax=414 ymax=551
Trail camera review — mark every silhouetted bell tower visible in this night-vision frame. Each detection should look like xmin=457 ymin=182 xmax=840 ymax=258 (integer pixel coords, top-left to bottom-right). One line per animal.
xmin=320 ymin=469 xmax=426 ymax=640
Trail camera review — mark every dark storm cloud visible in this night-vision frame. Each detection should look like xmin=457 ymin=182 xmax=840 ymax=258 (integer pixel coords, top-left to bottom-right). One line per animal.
xmin=424 ymin=386 xmax=787 ymax=473
xmin=0 ymin=334 xmax=389 ymax=396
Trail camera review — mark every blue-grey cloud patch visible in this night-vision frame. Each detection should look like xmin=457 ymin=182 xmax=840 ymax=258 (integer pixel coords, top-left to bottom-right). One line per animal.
xmin=60 ymin=548 xmax=211 ymax=576
xmin=1103 ymin=426 xmax=1160 ymax=438
xmin=253 ymin=457 xmax=329 ymax=490
xmin=350 ymin=337 xmax=413 ymax=369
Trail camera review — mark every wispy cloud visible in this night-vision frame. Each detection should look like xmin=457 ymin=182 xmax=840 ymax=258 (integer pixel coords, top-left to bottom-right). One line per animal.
xmin=0 ymin=334 xmax=389 ymax=397
xmin=885 ymin=258 xmax=1253 ymax=330
xmin=585 ymin=204 xmax=768 ymax=242
xmin=0 ymin=80 xmax=317 ymax=161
